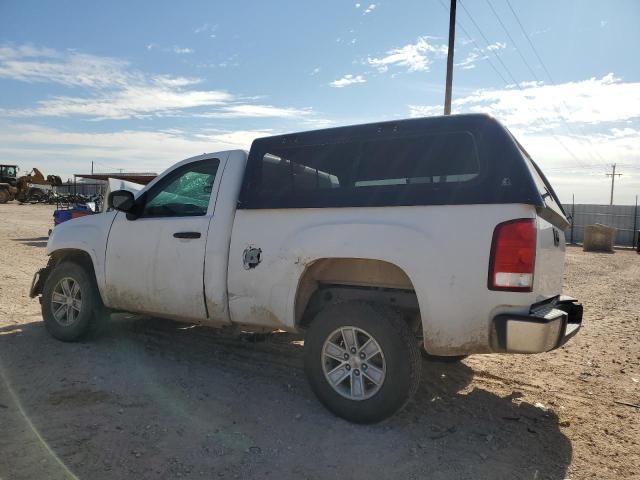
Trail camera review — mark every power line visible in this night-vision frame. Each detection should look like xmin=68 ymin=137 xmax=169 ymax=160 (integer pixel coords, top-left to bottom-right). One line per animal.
xmin=543 ymin=165 xmax=605 ymax=172
xmin=458 ymin=0 xmax=520 ymax=86
xmin=550 ymin=135 xmax=585 ymax=165
xmin=441 ymin=0 xmax=613 ymax=170
xmin=92 ymin=160 xmax=123 ymax=172
xmin=485 ymin=0 xmax=605 ymax=167
xmin=504 ymin=0 xmax=555 ymax=83
xmin=456 ymin=0 xmax=585 ymax=165
xmin=485 ymin=0 xmax=539 ymax=81
xmin=457 ymin=0 xmax=601 ymax=167
xmin=504 ymin=0 xmax=608 ymax=167
xmin=437 ymin=0 xmax=509 ymax=84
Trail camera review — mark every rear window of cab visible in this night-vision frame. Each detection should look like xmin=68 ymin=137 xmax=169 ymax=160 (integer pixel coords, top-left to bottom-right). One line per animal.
xmin=243 ymin=131 xmax=481 ymax=209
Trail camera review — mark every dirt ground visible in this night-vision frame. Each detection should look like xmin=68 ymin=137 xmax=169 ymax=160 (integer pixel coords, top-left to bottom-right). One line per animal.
xmin=0 ymin=203 xmax=638 ymax=480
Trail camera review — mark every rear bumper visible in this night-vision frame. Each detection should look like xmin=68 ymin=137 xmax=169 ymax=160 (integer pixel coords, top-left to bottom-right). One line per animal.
xmin=491 ymin=296 xmax=583 ymax=353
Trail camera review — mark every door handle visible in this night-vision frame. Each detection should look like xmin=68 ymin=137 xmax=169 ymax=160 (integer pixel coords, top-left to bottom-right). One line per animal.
xmin=173 ymin=231 xmax=201 ymax=239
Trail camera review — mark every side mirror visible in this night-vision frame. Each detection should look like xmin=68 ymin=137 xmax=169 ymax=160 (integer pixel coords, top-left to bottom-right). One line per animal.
xmin=108 ymin=190 xmax=135 ymax=213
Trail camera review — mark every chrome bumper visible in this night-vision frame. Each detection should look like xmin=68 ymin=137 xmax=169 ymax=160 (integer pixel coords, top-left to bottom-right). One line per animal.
xmin=492 ymin=296 xmax=583 ymax=354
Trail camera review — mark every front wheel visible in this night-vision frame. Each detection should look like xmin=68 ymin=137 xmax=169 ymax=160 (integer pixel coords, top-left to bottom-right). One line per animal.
xmin=42 ymin=261 xmax=103 ymax=342
xmin=304 ymin=302 xmax=421 ymax=424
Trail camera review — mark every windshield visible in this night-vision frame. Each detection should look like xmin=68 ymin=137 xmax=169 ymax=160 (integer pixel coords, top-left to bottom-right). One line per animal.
xmin=1 ymin=166 xmax=16 ymax=177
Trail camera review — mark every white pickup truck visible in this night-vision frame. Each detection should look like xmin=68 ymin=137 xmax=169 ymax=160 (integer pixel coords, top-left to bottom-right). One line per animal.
xmin=31 ymin=114 xmax=582 ymax=423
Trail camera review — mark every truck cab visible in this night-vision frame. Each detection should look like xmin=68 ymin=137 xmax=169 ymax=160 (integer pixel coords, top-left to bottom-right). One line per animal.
xmin=0 ymin=164 xmax=18 ymax=203
xmin=31 ymin=114 xmax=583 ymax=423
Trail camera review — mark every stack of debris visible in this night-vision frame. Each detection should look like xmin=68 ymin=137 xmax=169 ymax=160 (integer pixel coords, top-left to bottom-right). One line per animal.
xmin=583 ymin=224 xmax=616 ymax=252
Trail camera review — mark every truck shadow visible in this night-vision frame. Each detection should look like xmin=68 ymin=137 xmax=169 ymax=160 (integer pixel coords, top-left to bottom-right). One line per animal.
xmin=0 ymin=317 xmax=571 ymax=480
xmin=11 ymin=237 xmax=49 ymax=248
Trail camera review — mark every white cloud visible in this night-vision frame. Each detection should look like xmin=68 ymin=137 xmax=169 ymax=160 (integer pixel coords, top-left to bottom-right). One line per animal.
xmin=610 ymin=127 xmax=639 ymax=138
xmin=409 ymin=74 xmax=640 ymax=127
xmin=172 ymin=46 xmax=194 ymax=55
xmin=154 ymin=76 xmax=202 ymax=88
xmin=10 ymin=89 xmax=232 ymax=120
xmin=408 ymin=104 xmax=443 ymax=117
xmin=455 ymin=50 xmax=482 ymax=70
xmin=194 ymin=23 xmax=217 ymax=34
xmin=512 ymin=129 xmax=640 ymax=204
xmin=486 ymin=42 xmax=506 ymax=51
xmin=197 ymin=104 xmax=314 ymax=119
xmin=0 ymin=46 xmax=130 ymax=89
xmin=407 ymin=74 xmax=640 ymax=203
xmin=146 ymin=43 xmax=194 ymax=55
xmin=0 ymin=44 xmax=59 ymax=59
xmin=0 ymin=123 xmax=273 ymax=180
xmin=329 ymin=74 xmax=366 ymax=88
xmin=463 ymin=74 xmax=639 ymax=127
xmin=355 ymin=3 xmax=361 ymax=8
xmin=454 ymin=42 xmax=505 ymax=70
xmin=311 ymin=67 xmax=321 ymax=75
xmin=363 ymin=4 xmax=376 ymax=14
xmin=367 ymin=37 xmax=448 ymax=73
xmin=0 ymin=44 xmax=311 ymax=121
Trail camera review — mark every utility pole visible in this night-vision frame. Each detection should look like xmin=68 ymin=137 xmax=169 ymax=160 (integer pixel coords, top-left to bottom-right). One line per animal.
xmin=444 ymin=0 xmax=456 ymax=115
xmin=605 ymin=164 xmax=622 ymax=206
xmin=91 ymin=161 xmax=94 ymax=175
xmin=633 ymin=194 xmax=638 ymax=249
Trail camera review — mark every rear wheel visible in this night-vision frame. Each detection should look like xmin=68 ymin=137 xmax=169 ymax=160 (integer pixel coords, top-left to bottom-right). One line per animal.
xmin=304 ymin=301 xmax=421 ymax=423
xmin=42 ymin=261 xmax=103 ymax=342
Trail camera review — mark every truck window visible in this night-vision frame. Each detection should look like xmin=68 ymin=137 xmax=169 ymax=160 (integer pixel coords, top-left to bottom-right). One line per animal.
xmin=142 ymin=159 xmax=219 ymax=217
xmin=255 ymin=131 xmax=479 ymax=202
xmin=259 ymin=145 xmax=353 ymax=194
xmin=354 ymin=132 xmax=479 ymax=186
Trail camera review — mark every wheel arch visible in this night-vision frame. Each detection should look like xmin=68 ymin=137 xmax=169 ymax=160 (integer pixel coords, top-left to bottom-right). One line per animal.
xmin=36 ymin=248 xmax=104 ymax=302
xmin=49 ymin=248 xmax=96 ymax=270
xmin=293 ymin=257 xmax=422 ymax=334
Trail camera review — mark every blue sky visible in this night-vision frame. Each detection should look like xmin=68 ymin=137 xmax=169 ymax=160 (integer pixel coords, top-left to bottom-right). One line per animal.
xmin=1 ymin=0 xmax=639 ymax=204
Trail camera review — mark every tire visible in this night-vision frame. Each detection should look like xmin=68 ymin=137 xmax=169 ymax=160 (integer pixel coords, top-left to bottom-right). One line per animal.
xmin=0 ymin=189 xmax=8 ymax=204
xmin=304 ymin=301 xmax=421 ymax=424
xmin=41 ymin=261 xmax=104 ymax=342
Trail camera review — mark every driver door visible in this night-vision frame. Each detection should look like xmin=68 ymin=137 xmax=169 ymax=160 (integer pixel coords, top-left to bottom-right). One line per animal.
xmin=105 ymin=157 xmax=222 ymax=321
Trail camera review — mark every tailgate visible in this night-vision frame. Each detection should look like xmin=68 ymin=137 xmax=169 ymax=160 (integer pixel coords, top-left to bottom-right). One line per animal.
xmin=519 ymin=150 xmax=568 ymax=298
xmin=535 ymin=215 xmax=565 ymax=297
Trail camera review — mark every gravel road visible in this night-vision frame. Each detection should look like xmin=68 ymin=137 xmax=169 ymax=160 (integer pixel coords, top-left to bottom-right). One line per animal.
xmin=0 ymin=203 xmax=638 ymax=479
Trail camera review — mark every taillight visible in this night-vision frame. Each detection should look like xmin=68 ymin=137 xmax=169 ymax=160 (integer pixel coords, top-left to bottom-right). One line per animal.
xmin=488 ymin=218 xmax=536 ymax=292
